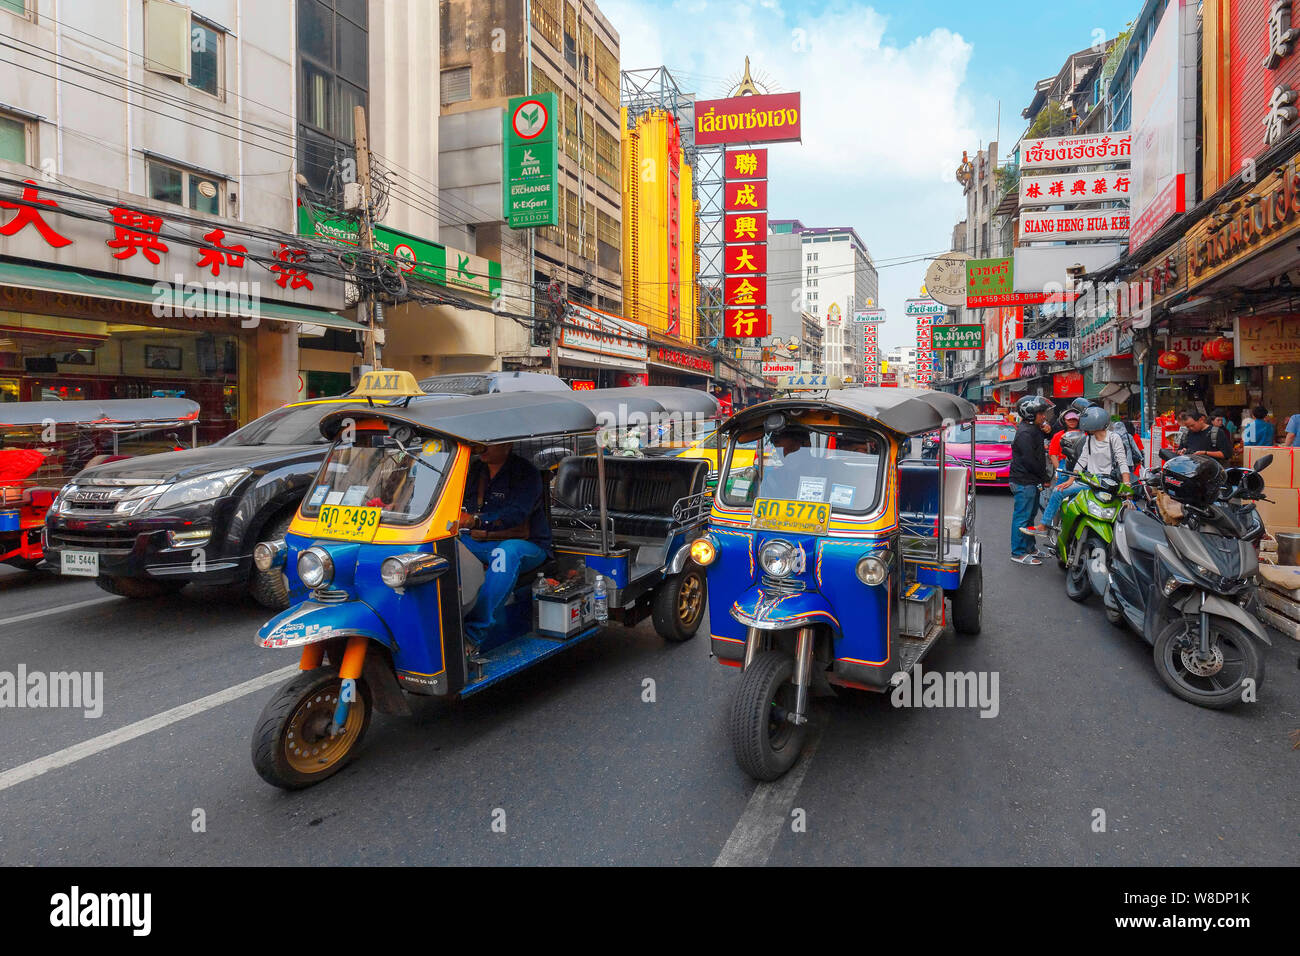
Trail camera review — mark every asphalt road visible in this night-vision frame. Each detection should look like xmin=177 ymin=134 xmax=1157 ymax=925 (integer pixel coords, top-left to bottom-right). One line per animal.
xmin=1 ymin=491 xmax=1297 ymax=866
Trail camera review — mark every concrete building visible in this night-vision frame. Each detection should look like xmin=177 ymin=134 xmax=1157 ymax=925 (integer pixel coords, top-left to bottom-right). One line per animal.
xmin=770 ymin=219 xmax=878 ymax=382
xmin=0 ymin=0 xmax=352 ymax=429
xmin=439 ymin=0 xmax=622 ymax=315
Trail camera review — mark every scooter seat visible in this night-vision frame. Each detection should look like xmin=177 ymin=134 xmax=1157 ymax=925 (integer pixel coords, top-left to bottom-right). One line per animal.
xmin=1121 ymin=509 xmax=1167 ymax=555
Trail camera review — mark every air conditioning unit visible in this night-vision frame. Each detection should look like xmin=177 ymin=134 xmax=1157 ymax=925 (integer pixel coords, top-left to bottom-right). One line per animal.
xmin=1094 ymin=356 xmax=1137 ymax=383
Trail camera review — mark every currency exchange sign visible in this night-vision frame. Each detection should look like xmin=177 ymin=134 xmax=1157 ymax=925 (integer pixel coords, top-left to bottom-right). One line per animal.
xmin=504 ymin=92 xmax=559 ymax=228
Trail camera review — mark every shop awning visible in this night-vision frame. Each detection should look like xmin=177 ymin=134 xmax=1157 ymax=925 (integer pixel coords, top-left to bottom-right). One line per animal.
xmin=0 ymin=261 xmax=362 ymax=331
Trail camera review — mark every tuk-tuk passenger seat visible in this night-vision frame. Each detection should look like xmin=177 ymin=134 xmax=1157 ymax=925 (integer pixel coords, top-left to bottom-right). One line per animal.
xmin=897 ymin=462 xmax=968 ymax=539
xmin=551 ymin=456 xmax=708 ymax=540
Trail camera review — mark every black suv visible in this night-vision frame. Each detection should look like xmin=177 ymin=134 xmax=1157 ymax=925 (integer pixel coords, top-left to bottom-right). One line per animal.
xmin=44 ymin=398 xmax=364 ymax=607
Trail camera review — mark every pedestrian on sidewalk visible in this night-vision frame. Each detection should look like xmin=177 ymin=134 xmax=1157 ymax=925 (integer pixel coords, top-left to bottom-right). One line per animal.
xmin=1243 ymin=406 xmax=1275 ymax=446
xmin=1009 ymin=395 xmax=1052 ymax=565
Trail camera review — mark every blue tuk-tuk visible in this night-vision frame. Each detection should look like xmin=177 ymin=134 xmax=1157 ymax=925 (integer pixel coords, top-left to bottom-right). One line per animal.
xmin=689 ymin=381 xmax=982 ymax=780
xmin=249 ymin=373 xmax=718 ymax=788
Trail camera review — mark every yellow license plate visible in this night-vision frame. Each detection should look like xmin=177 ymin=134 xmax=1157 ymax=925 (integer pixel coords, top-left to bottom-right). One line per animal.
xmin=749 ymin=498 xmax=831 ymax=535
xmin=316 ymin=504 xmax=382 ymax=542
xmin=976 ymin=470 xmax=997 ymax=481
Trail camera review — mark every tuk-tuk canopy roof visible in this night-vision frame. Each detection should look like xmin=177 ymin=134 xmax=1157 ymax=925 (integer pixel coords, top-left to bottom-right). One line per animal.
xmin=0 ymin=397 xmax=201 ymax=429
xmin=318 ymin=386 xmax=720 ymax=443
xmin=726 ymin=387 xmax=978 ymax=437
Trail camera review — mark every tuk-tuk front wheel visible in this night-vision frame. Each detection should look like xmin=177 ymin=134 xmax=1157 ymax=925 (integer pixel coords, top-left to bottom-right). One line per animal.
xmin=252 ymin=668 xmax=372 ymax=790
xmin=729 ymin=650 xmax=808 ymax=781
xmin=652 ymin=567 xmax=707 ymax=642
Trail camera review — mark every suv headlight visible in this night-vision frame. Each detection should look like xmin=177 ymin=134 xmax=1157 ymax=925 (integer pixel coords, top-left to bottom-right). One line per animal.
xmin=298 ymin=547 xmax=334 ymax=589
xmin=152 ymin=468 xmax=250 ymax=511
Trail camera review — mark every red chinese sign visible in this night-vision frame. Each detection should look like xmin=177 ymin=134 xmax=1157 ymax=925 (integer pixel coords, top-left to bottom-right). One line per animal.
xmin=724 ymin=180 xmax=768 ymax=211
xmin=724 ymin=212 xmax=766 ymax=243
xmin=724 ymin=243 xmax=767 ymax=274
xmin=694 ymin=93 xmax=802 ymax=146
xmin=0 ymin=181 xmax=73 ymax=248
xmin=725 ymin=148 xmax=768 ymax=179
xmin=724 ymin=145 xmax=769 ymax=339
xmin=655 ymin=347 xmax=713 ymax=374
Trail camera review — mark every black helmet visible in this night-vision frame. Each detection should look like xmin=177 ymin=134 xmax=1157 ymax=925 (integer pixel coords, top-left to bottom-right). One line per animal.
xmin=1161 ymin=455 xmax=1225 ymax=508
xmin=1017 ymin=396 xmax=1052 ymax=421
xmin=1069 ymin=397 xmax=1094 ymax=414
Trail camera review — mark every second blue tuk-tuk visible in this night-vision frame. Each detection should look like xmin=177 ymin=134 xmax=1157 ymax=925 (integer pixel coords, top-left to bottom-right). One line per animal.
xmin=689 ymin=380 xmax=983 ymax=780
xmin=249 ymin=372 xmax=718 ymax=788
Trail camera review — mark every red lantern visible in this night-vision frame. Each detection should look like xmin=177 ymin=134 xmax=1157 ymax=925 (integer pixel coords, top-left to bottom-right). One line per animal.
xmin=1158 ymin=350 xmax=1190 ymax=371
xmin=1202 ymin=337 xmax=1234 ymax=362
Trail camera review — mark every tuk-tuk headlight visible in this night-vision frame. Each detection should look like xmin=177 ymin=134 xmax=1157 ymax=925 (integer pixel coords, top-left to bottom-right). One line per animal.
xmin=856 ymin=555 xmax=889 ymax=586
xmin=759 ymin=540 xmax=802 ymax=577
xmin=298 ymin=547 xmax=334 ymax=589
xmin=380 ymin=552 xmax=448 ymax=589
xmin=253 ymin=539 xmax=287 ymax=572
xmin=690 ymin=535 xmax=718 ymax=566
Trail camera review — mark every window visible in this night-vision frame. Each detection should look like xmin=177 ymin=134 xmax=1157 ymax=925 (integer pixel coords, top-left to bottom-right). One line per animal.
xmin=0 ymin=112 xmax=31 ymax=164
xmin=297 ymin=0 xmax=367 ymax=192
xmin=188 ymin=20 xmax=222 ymax=96
xmin=1 ymin=0 xmax=29 ymax=17
xmin=147 ymin=158 xmax=223 ymax=215
xmin=441 ymin=66 xmax=471 ymax=105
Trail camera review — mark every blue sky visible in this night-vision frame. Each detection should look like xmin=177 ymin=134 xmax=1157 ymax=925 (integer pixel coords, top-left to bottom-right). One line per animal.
xmin=602 ymin=0 xmax=1141 ymax=351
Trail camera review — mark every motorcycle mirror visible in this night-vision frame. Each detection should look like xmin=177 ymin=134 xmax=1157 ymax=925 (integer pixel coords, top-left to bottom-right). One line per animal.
xmin=1159 ymin=447 xmax=1177 ymax=461
xmin=1255 ymin=454 xmax=1273 ymax=473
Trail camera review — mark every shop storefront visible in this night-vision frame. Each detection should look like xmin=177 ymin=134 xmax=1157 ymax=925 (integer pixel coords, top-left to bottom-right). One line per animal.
xmin=556 ymin=303 xmax=649 ymax=388
xmin=647 ymin=343 xmax=714 ymax=388
xmin=0 ymin=177 xmax=352 ymax=439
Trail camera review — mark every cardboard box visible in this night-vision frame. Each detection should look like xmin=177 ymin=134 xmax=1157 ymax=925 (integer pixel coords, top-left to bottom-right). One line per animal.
xmin=1243 ymin=445 xmax=1296 ymax=489
xmin=1255 ymin=487 xmax=1300 ymax=529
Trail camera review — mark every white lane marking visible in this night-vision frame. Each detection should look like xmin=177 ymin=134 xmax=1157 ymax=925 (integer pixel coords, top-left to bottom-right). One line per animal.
xmin=0 ymin=664 xmax=298 ymax=793
xmin=0 ymin=596 xmax=118 ymax=629
xmin=714 ymin=722 xmax=824 ymax=867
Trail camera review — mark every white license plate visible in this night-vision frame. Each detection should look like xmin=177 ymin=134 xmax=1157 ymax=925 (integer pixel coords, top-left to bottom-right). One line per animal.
xmin=61 ymin=550 xmax=99 ymax=577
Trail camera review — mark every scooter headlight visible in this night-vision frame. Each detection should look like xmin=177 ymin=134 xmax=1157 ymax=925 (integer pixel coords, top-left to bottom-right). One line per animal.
xmin=759 ymin=540 xmax=802 ymax=577
xmin=856 ymin=554 xmax=889 ymax=586
xmin=297 ymin=547 xmax=334 ymax=589
xmin=1086 ymin=499 xmax=1116 ymax=519
xmin=690 ymin=535 xmax=718 ymax=566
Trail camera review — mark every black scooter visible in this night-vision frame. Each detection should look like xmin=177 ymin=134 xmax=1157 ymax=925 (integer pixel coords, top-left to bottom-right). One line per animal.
xmin=1103 ymin=451 xmax=1272 ymax=709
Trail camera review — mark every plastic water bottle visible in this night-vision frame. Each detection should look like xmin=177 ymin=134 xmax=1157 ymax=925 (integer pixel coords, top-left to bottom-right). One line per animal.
xmin=532 ymin=573 xmax=550 ymax=599
xmin=593 ymin=574 xmax=609 ymax=622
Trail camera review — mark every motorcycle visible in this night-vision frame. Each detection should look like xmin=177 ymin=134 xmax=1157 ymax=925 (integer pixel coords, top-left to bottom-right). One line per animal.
xmin=1056 ymin=470 xmax=1129 ymax=602
xmin=1103 ymin=452 xmax=1272 ymax=709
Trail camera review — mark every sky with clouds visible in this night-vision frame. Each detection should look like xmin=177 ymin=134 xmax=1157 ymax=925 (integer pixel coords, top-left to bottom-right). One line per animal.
xmin=601 ymin=0 xmax=1140 ymax=352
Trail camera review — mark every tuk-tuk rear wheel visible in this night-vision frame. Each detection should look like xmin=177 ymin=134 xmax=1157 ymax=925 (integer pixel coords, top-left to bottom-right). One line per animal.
xmin=951 ymin=564 xmax=982 ymax=636
xmin=652 ymin=568 xmax=707 ymax=642
xmin=729 ymin=650 xmax=808 ymax=781
xmin=252 ymin=668 xmax=372 ymax=790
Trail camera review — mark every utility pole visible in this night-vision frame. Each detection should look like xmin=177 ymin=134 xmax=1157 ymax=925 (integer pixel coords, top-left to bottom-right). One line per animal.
xmin=353 ymin=104 xmax=380 ymax=371
xmin=547 ymin=277 xmax=564 ymax=377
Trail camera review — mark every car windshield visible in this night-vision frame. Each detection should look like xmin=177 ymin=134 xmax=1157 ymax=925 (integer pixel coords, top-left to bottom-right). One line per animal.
xmin=947 ymin=423 xmax=1016 ymax=444
xmin=720 ymin=428 xmax=885 ymax=515
xmin=216 ymin=402 xmax=341 ymax=447
xmin=301 ymin=436 xmax=455 ymax=526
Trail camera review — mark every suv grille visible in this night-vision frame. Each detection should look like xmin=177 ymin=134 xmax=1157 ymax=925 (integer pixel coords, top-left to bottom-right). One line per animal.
xmin=48 ymin=528 xmax=140 ymax=551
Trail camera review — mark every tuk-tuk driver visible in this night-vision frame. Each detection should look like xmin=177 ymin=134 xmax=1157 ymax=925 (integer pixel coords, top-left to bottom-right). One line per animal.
xmin=459 ymin=442 xmax=553 ymax=647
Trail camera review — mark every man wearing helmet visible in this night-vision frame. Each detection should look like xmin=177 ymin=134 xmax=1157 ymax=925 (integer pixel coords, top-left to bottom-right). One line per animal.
xmin=1026 ymin=405 xmax=1132 ymax=536
xmin=1009 ymin=396 xmax=1053 ymax=564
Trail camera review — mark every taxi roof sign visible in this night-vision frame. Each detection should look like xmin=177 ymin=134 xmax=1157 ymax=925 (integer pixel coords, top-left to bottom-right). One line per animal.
xmin=776 ymin=373 xmax=842 ymax=391
xmin=352 ymin=369 xmax=424 ymax=398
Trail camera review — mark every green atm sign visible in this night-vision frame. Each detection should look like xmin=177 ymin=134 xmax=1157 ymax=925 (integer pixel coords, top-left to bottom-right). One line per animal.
xmin=504 ymin=92 xmax=559 ymax=229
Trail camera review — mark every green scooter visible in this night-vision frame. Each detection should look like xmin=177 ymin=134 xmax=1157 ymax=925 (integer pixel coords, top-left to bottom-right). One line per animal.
xmin=1055 ymin=471 xmax=1130 ymax=602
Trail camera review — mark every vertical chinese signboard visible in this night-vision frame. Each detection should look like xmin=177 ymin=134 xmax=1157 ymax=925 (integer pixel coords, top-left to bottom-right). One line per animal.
xmin=723 ymin=147 xmax=769 ymax=338
xmin=853 ymin=311 xmax=881 ymax=384
xmin=503 ymin=92 xmax=559 ymax=228
xmin=906 ymin=298 xmax=945 ymax=386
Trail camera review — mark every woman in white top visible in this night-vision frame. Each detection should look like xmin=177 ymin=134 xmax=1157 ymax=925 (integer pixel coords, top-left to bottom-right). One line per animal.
xmin=1032 ymin=407 xmax=1132 ymax=531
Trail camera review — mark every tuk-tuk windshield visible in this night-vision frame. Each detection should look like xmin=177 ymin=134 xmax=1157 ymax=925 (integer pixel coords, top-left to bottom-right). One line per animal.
xmin=301 ymin=437 xmax=455 ymax=526
xmin=719 ymin=427 xmax=885 ymax=514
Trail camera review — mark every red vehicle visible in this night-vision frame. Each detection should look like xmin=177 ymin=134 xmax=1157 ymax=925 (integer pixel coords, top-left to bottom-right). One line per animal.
xmin=943 ymin=417 xmax=1017 ymax=488
xmin=0 ymin=398 xmax=199 ymax=571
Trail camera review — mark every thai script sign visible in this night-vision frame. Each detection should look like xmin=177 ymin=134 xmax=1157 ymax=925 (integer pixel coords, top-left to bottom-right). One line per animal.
xmin=694 ymin=92 xmax=802 ymax=146
xmin=503 ymin=93 xmax=559 ymax=228
xmin=1012 ymin=338 xmax=1072 ymax=363
xmin=1234 ymin=314 xmax=1300 ymax=367
xmin=1187 ymin=152 xmax=1300 ymax=289
xmin=930 ymin=325 xmax=985 ymax=350
xmin=1019 ymin=133 xmax=1133 ymax=170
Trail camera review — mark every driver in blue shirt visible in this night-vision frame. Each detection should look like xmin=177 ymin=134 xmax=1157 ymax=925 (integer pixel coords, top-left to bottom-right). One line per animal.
xmin=459 ymin=442 xmax=552 ymax=648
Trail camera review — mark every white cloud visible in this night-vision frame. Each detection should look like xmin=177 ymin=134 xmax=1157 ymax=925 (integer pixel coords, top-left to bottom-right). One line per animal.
xmin=601 ymin=0 xmax=981 ymax=352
